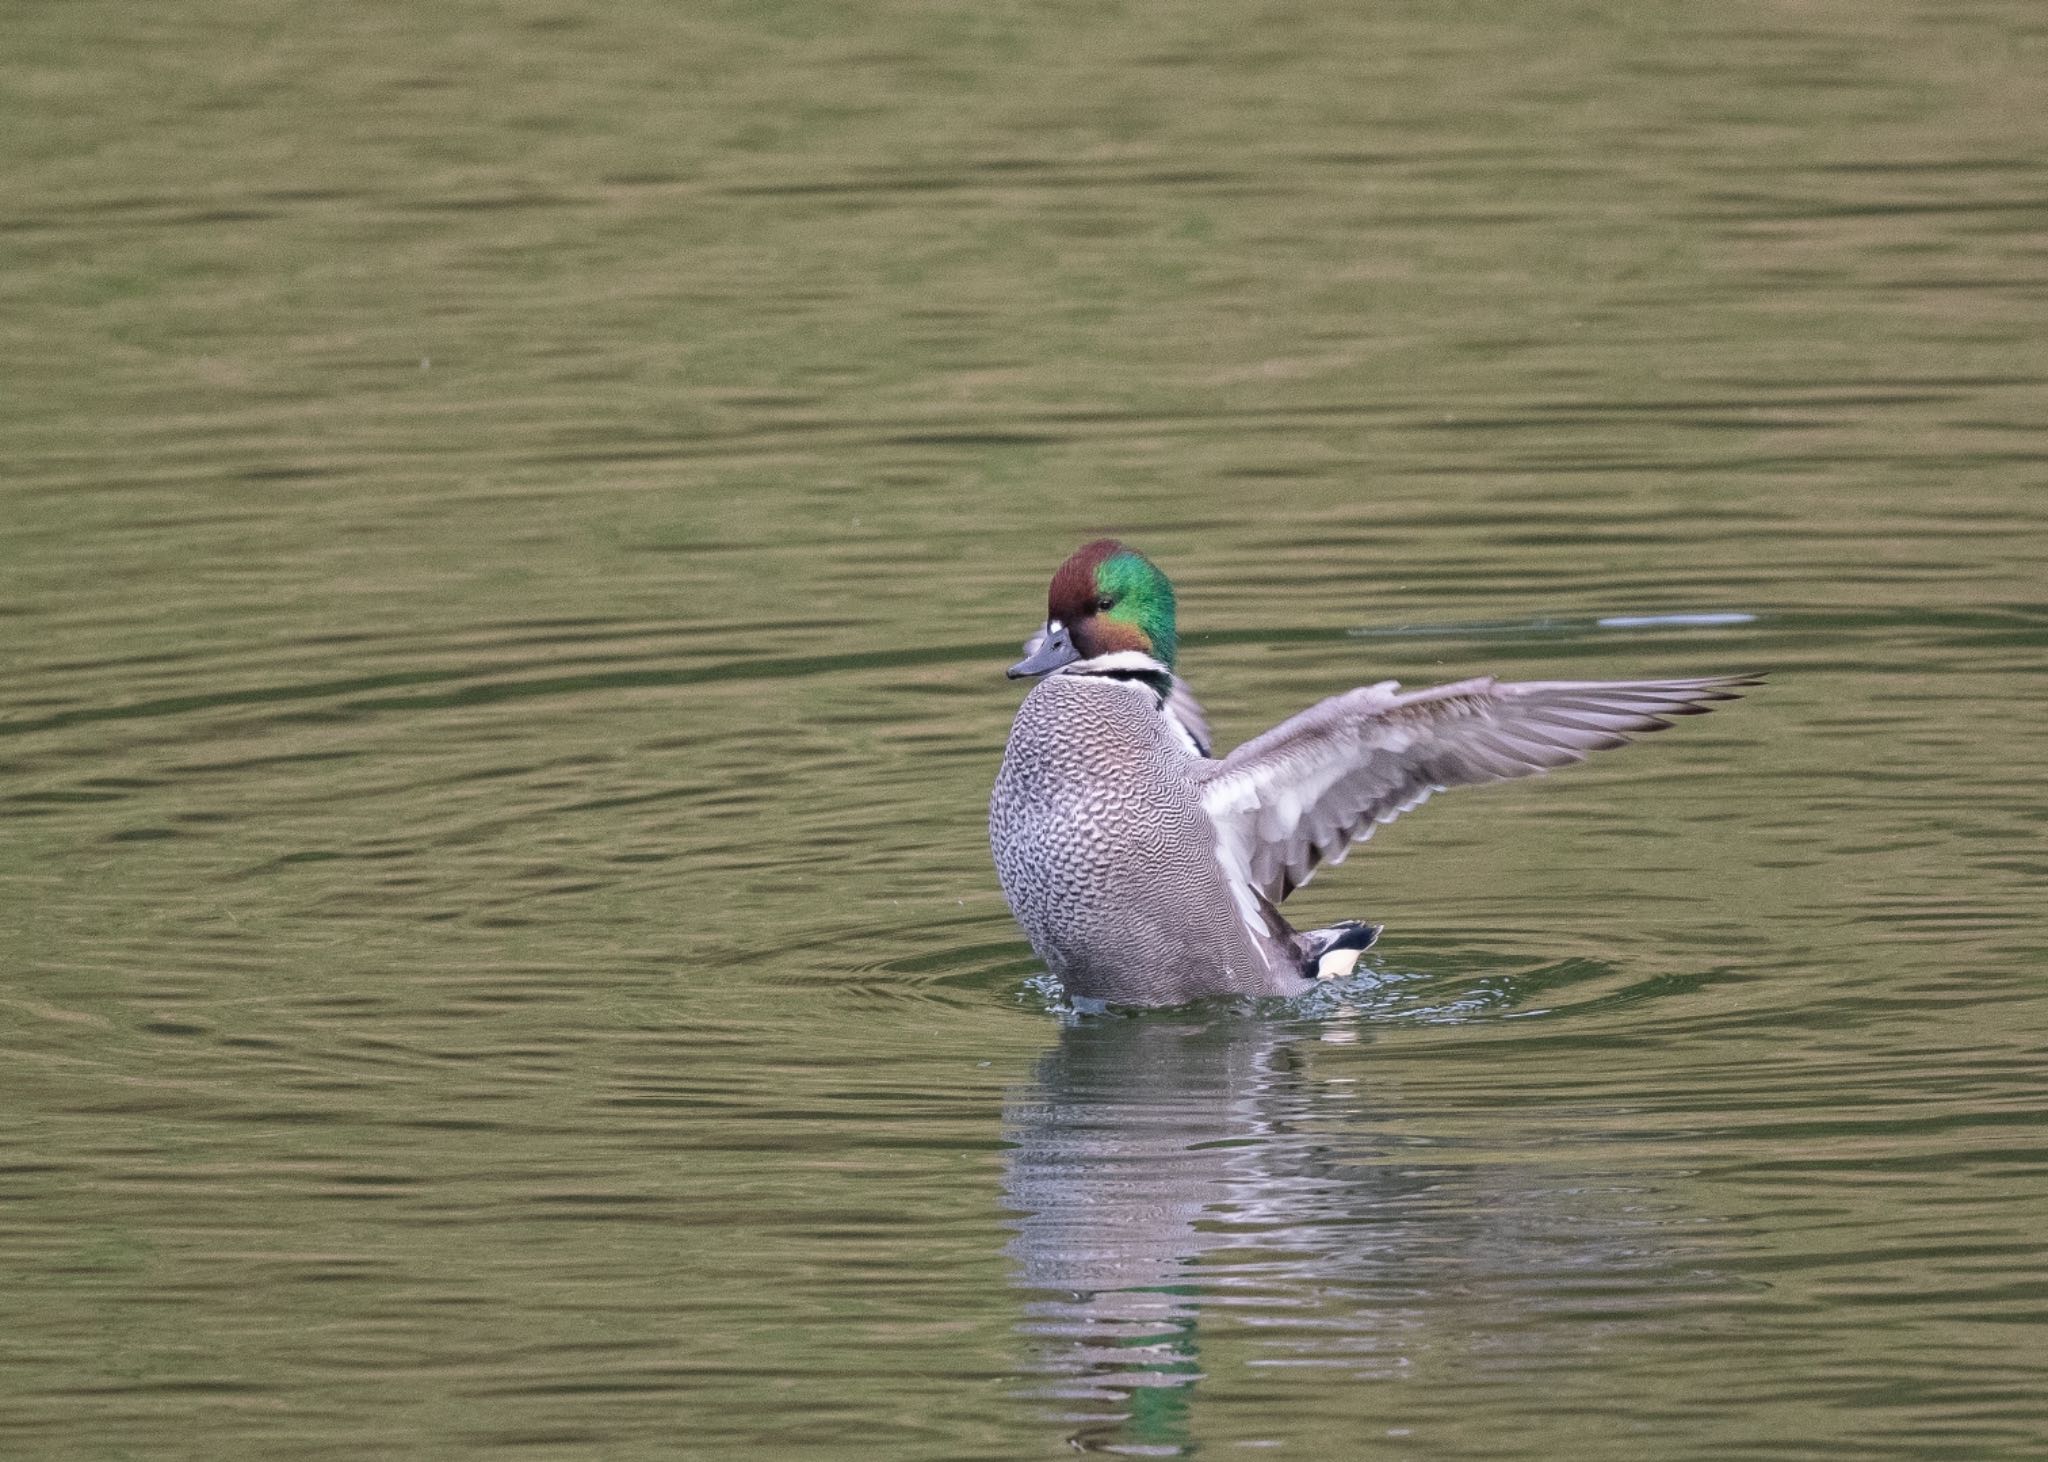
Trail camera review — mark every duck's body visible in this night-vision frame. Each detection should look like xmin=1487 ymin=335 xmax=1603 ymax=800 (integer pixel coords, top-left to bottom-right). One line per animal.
xmin=990 ymin=539 xmax=1754 ymax=1008
xmin=992 ymin=669 xmax=1298 ymax=1003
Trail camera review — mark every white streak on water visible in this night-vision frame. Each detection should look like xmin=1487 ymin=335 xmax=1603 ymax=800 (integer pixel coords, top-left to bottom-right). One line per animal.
xmin=1596 ymin=613 xmax=1758 ymax=628
xmin=1346 ymin=611 xmax=1758 ymax=638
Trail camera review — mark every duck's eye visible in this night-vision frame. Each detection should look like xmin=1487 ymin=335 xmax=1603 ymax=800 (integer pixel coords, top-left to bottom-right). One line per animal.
xmin=1095 ymin=596 xmax=1117 ymax=613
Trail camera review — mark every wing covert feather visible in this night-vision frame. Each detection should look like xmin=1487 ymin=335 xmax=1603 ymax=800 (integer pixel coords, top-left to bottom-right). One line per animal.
xmin=1197 ymin=674 xmax=1757 ymax=902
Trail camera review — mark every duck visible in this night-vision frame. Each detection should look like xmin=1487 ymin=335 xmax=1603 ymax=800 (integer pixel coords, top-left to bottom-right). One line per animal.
xmin=989 ymin=539 xmax=1756 ymax=1007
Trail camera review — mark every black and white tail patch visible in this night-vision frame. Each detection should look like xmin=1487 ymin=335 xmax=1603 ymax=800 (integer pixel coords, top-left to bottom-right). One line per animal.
xmin=1298 ymin=920 xmax=1383 ymax=981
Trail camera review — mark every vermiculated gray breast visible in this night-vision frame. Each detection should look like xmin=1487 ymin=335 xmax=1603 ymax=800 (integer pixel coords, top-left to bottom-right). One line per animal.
xmin=990 ymin=676 xmax=1277 ymax=1001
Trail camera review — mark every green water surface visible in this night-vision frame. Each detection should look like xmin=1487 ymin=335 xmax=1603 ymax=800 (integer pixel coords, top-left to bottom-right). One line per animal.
xmin=5 ymin=2 xmax=2047 ymax=1457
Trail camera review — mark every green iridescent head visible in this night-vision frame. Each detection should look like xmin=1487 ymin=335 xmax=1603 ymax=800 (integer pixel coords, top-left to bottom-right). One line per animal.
xmin=1006 ymin=539 xmax=1179 ymax=679
xmin=1073 ymin=543 xmax=1178 ymax=667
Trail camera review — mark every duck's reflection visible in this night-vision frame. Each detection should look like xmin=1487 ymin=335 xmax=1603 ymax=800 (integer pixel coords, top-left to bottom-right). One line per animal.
xmin=1001 ymin=1016 xmax=1378 ymax=1453
xmin=1000 ymin=1013 xmax=1705 ymax=1455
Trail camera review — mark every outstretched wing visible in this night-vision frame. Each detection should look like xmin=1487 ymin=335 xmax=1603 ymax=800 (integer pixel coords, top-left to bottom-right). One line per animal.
xmin=1197 ymin=674 xmax=1757 ymax=903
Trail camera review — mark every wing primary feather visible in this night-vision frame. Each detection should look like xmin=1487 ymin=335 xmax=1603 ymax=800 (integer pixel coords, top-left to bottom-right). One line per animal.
xmin=1199 ymin=671 xmax=1756 ymax=905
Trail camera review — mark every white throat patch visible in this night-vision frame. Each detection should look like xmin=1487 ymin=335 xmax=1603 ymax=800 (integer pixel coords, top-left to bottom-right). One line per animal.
xmin=1065 ymin=650 xmax=1170 ymax=678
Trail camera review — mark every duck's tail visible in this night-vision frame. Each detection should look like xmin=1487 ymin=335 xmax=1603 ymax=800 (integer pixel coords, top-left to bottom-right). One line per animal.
xmin=1295 ymin=920 xmax=1383 ymax=981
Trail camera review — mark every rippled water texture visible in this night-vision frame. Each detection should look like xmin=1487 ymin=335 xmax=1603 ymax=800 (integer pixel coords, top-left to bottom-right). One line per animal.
xmin=6 ymin=2 xmax=2048 ymax=1457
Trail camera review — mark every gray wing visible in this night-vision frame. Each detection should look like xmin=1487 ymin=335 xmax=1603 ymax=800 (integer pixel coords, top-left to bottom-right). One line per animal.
xmin=1197 ymin=674 xmax=1757 ymax=903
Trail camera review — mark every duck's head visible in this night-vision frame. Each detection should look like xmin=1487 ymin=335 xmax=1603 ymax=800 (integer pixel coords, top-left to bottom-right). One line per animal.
xmin=1007 ymin=539 xmax=1178 ymax=679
